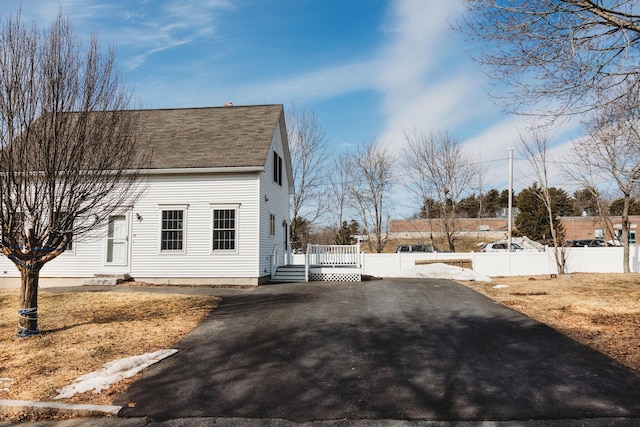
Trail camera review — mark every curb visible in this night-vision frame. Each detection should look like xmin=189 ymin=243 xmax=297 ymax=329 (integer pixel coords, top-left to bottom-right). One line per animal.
xmin=0 ymin=399 xmax=121 ymax=418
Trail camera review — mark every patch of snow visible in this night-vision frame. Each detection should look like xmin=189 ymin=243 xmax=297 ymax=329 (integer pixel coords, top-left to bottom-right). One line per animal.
xmin=493 ymin=284 xmax=510 ymax=289
xmin=54 ymin=349 xmax=178 ymax=400
xmin=0 ymin=377 xmax=14 ymax=392
xmin=387 ymin=263 xmax=492 ymax=282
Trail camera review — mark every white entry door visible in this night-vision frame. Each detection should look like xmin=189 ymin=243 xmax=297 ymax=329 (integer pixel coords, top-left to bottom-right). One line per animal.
xmin=106 ymin=215 xmax=129 ymax=265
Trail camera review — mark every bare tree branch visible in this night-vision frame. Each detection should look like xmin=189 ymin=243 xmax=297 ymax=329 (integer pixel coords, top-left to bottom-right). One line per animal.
xmin=571 ymin=77 xmax=640 ymax=272
xmin=458 ymin=0 xmax=640 ymax=119
xmin=0 ymin=11 xmax=147 ymax=336
xmin=402 ymin=130 xmax=478 ymax=252
xmin=518 ymin=129 xmax=568 ymax=272
xmin=347 ymin=140 xmax=395 ymax=253
xmin=286 ymin=106 xmax=330 ymax=250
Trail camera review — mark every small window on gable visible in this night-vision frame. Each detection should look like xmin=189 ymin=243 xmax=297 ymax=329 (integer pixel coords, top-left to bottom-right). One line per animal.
xmin=273 ymin=151 xmax=282 ymax=186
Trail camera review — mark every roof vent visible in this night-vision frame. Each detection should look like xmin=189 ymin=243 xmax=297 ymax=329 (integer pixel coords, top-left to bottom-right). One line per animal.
xmin=224 ymin=101 xmax=234 ymax=107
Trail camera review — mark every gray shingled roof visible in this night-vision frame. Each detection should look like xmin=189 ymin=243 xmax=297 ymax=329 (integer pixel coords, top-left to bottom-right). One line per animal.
xmin=139 ymin=104 xmax=285 ymax=170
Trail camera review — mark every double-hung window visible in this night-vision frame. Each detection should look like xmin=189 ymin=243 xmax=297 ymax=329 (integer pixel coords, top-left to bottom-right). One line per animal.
xmin=53 ymin=212 xmax=74 ymax=252
xmin=269 ymin=213 xmax=276 ymax=238
xmin=213 ymin=208 xmax=237 ymax=250
xmin=273 ymin=151 xmax=282 ymax=186
xmin=161 ymin=209 xmax=185 ymax=251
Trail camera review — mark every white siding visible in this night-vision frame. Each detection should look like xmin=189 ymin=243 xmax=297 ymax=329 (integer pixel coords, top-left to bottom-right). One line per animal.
xmin=0 ymin=113 xmax=294 ymax=287
xmin=130 ymin=173 xmax=261 ymax=279
xmin=0 ymin=172 xmax=264 ymax=286
xmin=0 ymin=225 xmax=107 ymax=282
xmin=260 ymin=121 xmax=292 ymax=275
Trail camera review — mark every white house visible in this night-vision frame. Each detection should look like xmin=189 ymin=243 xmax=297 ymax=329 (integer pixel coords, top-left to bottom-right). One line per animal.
xmin=0 ymin=104 xmax=293 ymax=288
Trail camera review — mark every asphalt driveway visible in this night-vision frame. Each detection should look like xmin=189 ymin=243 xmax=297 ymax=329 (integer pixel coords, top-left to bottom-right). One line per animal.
xmin=114 ymin=279 xmax=640 ymax=423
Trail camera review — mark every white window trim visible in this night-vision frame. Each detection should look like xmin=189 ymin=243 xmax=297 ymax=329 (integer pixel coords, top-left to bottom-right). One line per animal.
xmin=273 ymin=150 xmax=283 ymax=186
xmin=269 ymin=212 xmax=276 ymax=239
xmin=59 ymin=235 xmax=76 ymax=255
xmin=54 ymin=212 xmax=76 ymax=255
xmin=158 ymin=204 xmax=189 ymax=254
xmin=210 ymin=203 xmax=240 ymax=254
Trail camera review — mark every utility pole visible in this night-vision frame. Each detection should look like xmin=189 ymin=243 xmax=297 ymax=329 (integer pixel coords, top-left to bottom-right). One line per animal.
xmin=508 ymin=147 xmax=514 ymax=251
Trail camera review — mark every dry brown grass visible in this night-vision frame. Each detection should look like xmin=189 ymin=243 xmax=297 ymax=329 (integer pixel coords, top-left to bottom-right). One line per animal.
xmin=2 ymin=274 xmax=640 ymax=422
xmin=0 ymin=288 xmax=219 ymax=409
xmin=461 ymin=273 xmax=640 ymax=371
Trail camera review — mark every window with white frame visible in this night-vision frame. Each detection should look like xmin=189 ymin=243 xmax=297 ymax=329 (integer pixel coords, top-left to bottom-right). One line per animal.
xmin=213 ymin=208 xmax=236 ymax=250
xmin=53 ymin=212 xmax=74 ymax=252
xmin=614 ymin=229 xmax=637 ymax=244
xmin=161 ymin=209 xmax=184 ymax=251
xmin=273 ymin=151 xmax=282 ymax=186
xmin=269 ymin=213 xmax=276 ymax=237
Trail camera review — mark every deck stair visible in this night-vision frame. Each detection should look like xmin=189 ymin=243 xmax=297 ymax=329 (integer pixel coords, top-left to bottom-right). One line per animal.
xmin=272 ymin=265 xmax=306 ymax=283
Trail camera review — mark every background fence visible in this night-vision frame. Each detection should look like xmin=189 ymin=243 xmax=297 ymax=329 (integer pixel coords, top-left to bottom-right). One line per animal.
xmin=293 ymin=246 xmax=640 ymax=277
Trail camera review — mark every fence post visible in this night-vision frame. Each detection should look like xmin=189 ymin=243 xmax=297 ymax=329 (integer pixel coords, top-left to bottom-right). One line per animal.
xmin=305 ymin=243 xmax=311 ymax=282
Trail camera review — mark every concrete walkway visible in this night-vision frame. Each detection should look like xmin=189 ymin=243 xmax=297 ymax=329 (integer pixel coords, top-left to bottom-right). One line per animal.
xmin=102 ymin=279 xmax=640 ymax=425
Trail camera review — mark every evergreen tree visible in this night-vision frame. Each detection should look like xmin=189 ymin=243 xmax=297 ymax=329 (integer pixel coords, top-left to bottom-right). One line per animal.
xmin=483 ymin=189 xmax=509 ymax=217
xmin=333 ymin=220 xmax=361 ymax=245
xmin=290 ymin=216 xmax=311 ymax=251
xmin=573 ymin=188 xmax=599 ymax=216
xmin=515 ymin=184 xmax=573 ymax=241
xmin=419 ymin=197 xmax=441 ymax=219
xmin=458 ymin=194 xmax=480 ymax=218
xmin=609 ymin=198 xmax=640 ymax=216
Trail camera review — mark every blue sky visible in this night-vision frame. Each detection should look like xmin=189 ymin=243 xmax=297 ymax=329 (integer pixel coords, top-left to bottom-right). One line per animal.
xmin=5 ymin=0 xmax=578 ymax=217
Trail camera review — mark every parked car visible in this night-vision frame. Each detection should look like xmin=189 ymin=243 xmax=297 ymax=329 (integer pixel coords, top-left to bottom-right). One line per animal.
xmin=563 ymin=239 xmax=610 ymax=247
xmin=396 ymin=243 xmax=439 ymax=253
xmin=481 ymin=242 xmax=524 ymax=252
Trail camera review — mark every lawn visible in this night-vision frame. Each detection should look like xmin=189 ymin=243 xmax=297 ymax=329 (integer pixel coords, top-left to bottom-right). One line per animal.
xmin=461 ymin=273 xmax=640 ymax=372
xmin=0 ymin=287 xmax=219 ymax=411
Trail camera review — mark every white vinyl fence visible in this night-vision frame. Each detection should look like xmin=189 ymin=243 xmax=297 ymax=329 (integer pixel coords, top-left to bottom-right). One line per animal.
xmin=292 ymin=246 xmax=640 ymax=277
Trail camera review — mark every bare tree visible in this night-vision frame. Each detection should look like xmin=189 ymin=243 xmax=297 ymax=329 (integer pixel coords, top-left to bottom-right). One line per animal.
xmin=286 ymin=106 xmax=330 ymax=250
xmin=327 ymin=151 xmax=354 ymax=228
xmin=402 ymin=130 xmax=478 ymax=252
xmin=572 ymin=80 xmax=640 ymax=273
xmin=458 ymin=1 xmax=640 ymax=119
xmin=518 ymin=129 xmax=568 ymax=273
xmin=347 ymin=141 xmax=395 ymax=253
xmin=0 ymin=12 xmax=147 ymax=336
xmin=564 ymin=165 xmax=618 ymax=247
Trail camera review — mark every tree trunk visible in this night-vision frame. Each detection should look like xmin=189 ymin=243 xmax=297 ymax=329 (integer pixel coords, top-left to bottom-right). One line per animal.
xmin=622 ymin=196 xmax=631 ymax=274
xmin=545 ymin=194 xmax=566 ymax=274
xmin=18 ymin=264 xmax=41 ymax=337
xmin=622 ymin=221 xmax=631 ymax=273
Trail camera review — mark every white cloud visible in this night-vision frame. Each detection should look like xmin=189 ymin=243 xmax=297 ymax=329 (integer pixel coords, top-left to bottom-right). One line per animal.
xmin=116 ymin=0 xmax=232 ymax=70
xmin=463 ymin=116 xmax=527 ymax=161
xmin=376 ymin=0 xmax=464 ymax=96
xmin=377 ymin=70 xmax=485 ymax=151
xmin=0 ymin=0 xmax=231 ymax=70
xmin=374 ymin=1 xmax=489 ymax=149
xmin=235 ymin=59 xmax=380 ymax=104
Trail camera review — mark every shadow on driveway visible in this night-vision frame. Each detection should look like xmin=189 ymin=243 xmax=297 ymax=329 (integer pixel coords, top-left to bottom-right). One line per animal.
xmin=115 ymin=279 xmax=640 ymax=423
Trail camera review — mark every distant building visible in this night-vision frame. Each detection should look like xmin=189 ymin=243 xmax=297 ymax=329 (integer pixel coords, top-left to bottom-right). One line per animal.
xmin=560 ymin=216 xmax=640 ymax=244
xmin=389 ymin=218 xmax=513 ymax=240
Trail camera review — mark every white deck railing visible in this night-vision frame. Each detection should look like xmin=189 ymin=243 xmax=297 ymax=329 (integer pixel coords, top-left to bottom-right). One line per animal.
xmin=305 ymin=244 xmax=361 ymax=268
xmin=271 ymin=245 xmax=278 ymax=279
